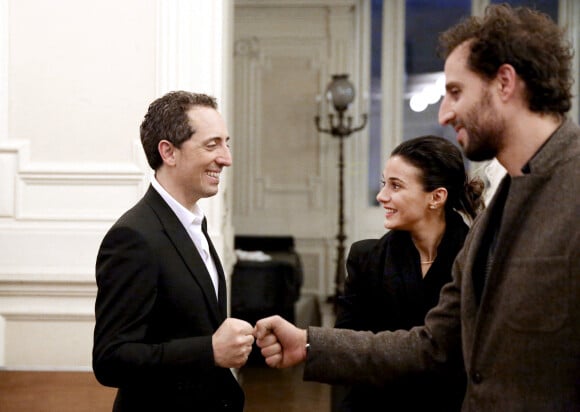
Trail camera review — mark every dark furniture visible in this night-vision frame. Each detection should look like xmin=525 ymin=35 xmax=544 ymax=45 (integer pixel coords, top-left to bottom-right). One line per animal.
xmin=231 ymin=235 xmax=303 ymax=364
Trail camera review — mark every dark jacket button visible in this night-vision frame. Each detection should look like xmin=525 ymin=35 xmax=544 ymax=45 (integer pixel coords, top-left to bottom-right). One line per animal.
xmin=472 ymin=372 xmax=483 ymax=384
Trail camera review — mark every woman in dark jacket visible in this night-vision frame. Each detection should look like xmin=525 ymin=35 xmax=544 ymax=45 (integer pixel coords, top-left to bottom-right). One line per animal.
xmin=335 ymin=135 xmax=484 ymax=412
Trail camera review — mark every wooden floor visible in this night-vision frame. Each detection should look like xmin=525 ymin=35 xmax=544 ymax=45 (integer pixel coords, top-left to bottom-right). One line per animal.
xmin=239 ymin=363 xmax=330 ymax=412
xmin=0 ymin=365 xmax=330 ymax=411
xmin=0 ymin=300 xmax=334 ymax=412
xmin=0 ymin=371 xmax=116 ymax=412
xmin=0 ymin=300 xmax=335 ymax=411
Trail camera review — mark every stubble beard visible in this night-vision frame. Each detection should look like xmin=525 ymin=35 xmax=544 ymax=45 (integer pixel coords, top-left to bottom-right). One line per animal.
xmin=461 ymin=91 xmax=504 ymax=162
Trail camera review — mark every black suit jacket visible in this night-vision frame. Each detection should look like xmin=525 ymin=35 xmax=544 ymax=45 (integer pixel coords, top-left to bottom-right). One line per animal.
xmin=334 ymin=211 xmax=468 ymax=412
xmin=93 ymin=186 xmax=244 ymax=411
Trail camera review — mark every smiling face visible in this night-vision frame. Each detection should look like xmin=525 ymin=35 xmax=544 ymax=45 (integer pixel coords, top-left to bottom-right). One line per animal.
xmin=376 ymin=155 xmax=433 ymax=231
xmin=170 ymin=106 xmax=232 ymax=206
xmin=438 ymin=41 xmax=505 ymax=161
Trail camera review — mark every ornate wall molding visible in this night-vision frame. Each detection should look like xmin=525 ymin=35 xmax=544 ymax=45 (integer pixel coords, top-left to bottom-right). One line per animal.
xmin=233 ymin=35 xmax=327 ymax=215
xmin=0 ymin=140 xmax=148 ymax=222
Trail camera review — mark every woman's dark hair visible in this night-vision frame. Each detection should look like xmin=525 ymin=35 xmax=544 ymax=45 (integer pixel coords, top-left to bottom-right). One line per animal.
xmin=391 ymin=135 xmax=484 ymax=219
xmin=140 ymin=91 xmax=218 ymax=170
xmin=438 ymin=4 xmax=573 ymax=116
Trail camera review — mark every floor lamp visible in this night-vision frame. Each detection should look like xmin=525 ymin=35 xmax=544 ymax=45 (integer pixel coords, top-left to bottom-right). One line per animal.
xmin=315 ymin=74 xmax=367 ymax=306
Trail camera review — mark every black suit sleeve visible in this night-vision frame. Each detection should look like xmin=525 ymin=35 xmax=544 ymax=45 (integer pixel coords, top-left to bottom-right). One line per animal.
xmin=92 ymin=225 xmax=214 ymax=387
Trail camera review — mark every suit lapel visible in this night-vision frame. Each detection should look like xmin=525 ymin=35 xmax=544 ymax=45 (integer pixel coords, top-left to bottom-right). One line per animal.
xmin=145 ymin=187 xmax=222 ymax=325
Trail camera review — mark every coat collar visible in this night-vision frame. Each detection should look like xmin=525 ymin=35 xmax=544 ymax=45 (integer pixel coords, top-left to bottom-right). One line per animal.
xmin=524 ymin=117 xmax=580 ymax=175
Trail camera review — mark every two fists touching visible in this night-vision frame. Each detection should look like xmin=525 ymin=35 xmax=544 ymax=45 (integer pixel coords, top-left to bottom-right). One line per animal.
xmin=212 ymin=315 xmax=307 ymax=369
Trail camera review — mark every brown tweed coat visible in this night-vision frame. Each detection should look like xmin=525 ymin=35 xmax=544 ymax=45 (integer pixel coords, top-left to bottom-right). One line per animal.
xmin=304 ymin=118 xmax=580 ymax=411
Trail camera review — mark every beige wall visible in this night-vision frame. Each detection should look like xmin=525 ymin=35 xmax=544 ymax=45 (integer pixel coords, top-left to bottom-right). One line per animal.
xmin=8 ymin=0 xmax=156 ymax=164
xmin=0 ymin=0 xmax=233 ymax=369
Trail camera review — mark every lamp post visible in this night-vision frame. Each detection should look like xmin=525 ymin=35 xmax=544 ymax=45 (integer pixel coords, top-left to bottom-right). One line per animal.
xmin=315 ymin=74 xmax=367 ymax=306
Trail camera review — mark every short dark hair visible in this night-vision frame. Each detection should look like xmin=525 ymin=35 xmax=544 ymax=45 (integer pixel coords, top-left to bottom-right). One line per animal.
xmin=391 ymin=136 xmax=484 ymax=219
xmin=140 ymin=91 xmax=218 ymax=170
xmin=438 ymin=4 xmax=573 ymax=116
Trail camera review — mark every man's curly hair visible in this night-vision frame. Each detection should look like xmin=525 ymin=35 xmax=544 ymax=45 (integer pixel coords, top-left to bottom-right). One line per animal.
xmin=438 ymin=4 xmax=573 ymax=116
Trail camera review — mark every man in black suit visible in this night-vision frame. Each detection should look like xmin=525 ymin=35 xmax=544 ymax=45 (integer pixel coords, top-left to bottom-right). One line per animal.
xmin=93 ymin=91 xmax=254 ymax=411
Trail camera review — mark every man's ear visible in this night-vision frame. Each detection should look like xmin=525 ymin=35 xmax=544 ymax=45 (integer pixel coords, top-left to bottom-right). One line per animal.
xmin=158 ymin=140 xmax=176 ymax=166
xmin=496 ymin=64 xmax=518 ymax=102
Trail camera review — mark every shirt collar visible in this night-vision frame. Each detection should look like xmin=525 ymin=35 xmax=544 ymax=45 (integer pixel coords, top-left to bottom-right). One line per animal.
xmin=151 ymin=176 xmax=204 ymax=228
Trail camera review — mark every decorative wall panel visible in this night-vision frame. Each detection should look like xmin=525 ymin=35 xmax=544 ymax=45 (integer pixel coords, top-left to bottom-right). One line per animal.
xmin=233 ymin=2 xmax=358 ymax=297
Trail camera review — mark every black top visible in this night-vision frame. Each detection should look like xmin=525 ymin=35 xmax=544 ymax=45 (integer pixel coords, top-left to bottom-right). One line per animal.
xmin=334 ymin=211 xmax=468 ymax=412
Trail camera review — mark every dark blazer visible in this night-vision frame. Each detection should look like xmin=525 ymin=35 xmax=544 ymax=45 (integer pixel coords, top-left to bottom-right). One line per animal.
xmin=334 ymin=212 xmax=467 ymax=412
xmin=93 ymin=186 xmax=244 ymax=412
xmin=304 ymin=118 xmax=580 ymax=411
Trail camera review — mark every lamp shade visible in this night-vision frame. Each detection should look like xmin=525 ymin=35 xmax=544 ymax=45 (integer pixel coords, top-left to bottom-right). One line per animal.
xmin=326 ymin=74 xmax=355 ymax=111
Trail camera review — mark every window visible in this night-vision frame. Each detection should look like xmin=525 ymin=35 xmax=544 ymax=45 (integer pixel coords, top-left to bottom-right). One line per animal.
xmin=368 ymin=0 xmax=470 ymax=204
xmin=367 ymin=0 xmax=561 ymax=205
xmin=490 ymin=0 xmax=558 ymax=21
xmin=402 ymin=0 xmax=470 ymax=142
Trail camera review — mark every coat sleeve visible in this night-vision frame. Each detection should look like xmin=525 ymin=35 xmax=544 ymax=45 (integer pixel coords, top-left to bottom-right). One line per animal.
xmin=92 ymin=225 xmax=214 ymax=387
xmin=303 ymin=251 xmax=464 ymax=387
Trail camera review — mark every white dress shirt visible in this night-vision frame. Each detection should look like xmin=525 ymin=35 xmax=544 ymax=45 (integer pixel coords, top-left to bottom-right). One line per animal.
xmin=484 ymin=158 xmax=507 ymax=206
xmin=151 ymin=177 xmax=220 ymax=298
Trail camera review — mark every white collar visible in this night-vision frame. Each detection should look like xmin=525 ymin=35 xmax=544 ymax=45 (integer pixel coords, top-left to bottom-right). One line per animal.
xmin=151 ymin=176 xmax=205 ymax=229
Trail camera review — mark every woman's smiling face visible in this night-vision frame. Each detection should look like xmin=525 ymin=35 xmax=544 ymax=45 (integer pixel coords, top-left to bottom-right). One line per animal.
xmin=376 ymin=155 xmax=433 ymax=231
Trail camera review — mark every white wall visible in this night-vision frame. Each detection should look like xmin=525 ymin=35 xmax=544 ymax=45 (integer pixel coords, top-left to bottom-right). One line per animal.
xmin=0 ymin=0 xmax=233 ymax=370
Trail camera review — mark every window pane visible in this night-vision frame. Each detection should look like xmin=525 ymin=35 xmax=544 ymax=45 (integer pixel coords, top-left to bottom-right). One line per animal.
xmin=405 ymin=0 xmax=471 ymax=75
xmin=368 ymin=0 xmax=562 ymax=206
xmin=403 ymin=0 xmax=470 ymax=142
xmin=489 ymin=0 xmax=558 ymax=22
xmin=368 ymin=0 xmax=472 ymax=205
